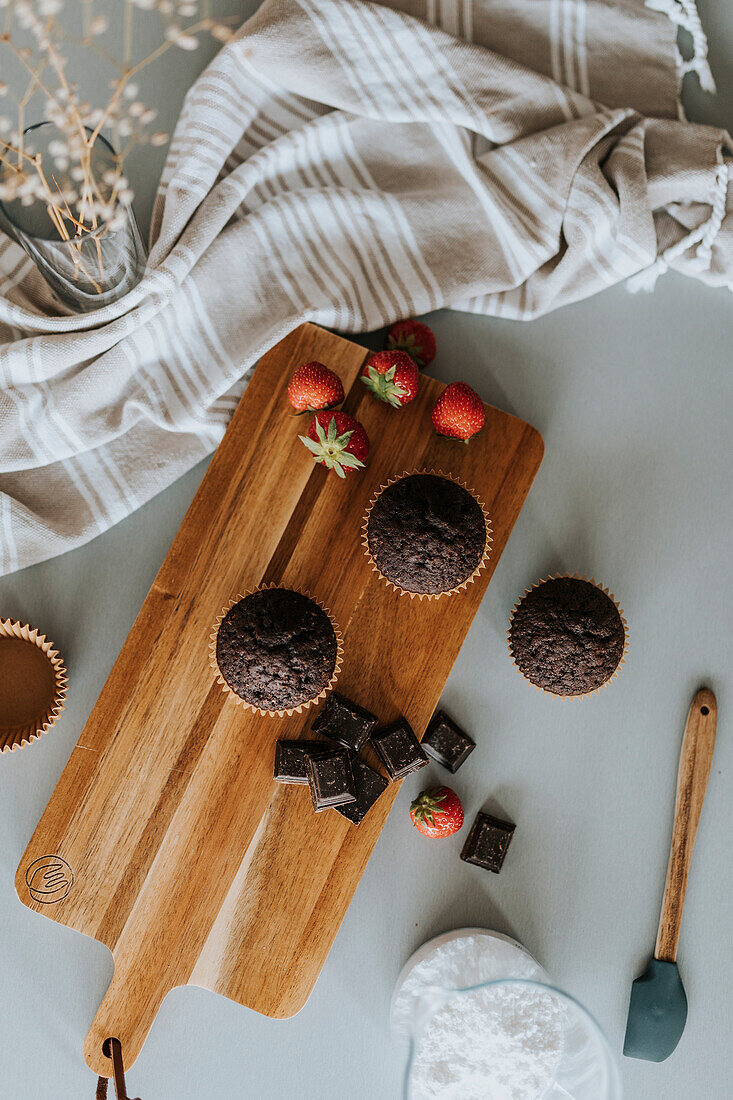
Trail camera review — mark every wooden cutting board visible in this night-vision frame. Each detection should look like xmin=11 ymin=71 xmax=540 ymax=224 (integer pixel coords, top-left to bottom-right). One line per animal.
xmin=15 ymin=323 xmax=544 ymax=1075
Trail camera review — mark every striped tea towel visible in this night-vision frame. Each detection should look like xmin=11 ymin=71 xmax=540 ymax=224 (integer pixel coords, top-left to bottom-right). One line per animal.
xmin=0 ymin=0 xmax=731 ymax=576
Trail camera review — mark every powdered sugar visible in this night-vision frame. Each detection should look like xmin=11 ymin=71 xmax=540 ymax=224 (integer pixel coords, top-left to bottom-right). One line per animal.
xmin=392 ymin=931 xmax=565 ymax=1100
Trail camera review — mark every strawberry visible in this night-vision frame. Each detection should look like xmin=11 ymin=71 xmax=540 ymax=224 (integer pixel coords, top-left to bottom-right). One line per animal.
xmin=299 ymin=410 xmax=369 ymax=478
xmin=287 ymin=361 xmax=344 ymax=414
xmin=361 ymin=350 xmax=419 ymax=408
xmin=410 ymin=786 xmax=464 ymax=839
xmin=431 ymin=381 xmax=485 ymax=441
xmin=386 ymin=319 xmax=436 ymax=369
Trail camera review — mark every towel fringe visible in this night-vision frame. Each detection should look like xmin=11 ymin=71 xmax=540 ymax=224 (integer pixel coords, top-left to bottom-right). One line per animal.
xmin=627 ymin=163 xmax=729 ymax=293
xmin=645 ymin=0 xmax=716 ymax=94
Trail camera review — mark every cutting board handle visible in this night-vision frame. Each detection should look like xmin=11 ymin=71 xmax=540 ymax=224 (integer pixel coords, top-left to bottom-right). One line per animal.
xmin=654 ymin=687 xmax=717 ymax=964
xmin=83 ymin=964 xmax=166 ymax=1077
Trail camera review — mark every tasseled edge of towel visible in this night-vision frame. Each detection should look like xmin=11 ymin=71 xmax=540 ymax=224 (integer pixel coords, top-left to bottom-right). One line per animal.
xmin=645 ymin=0 xmax=717 ymax=96
xmin=627 ymin=162 xmax=730 ymax=293
xmin=629 ymin=2 xmax=726 ymax=296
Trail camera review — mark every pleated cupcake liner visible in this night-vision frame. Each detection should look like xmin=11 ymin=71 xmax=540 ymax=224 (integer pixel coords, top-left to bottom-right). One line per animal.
xmin=209 ymin=582 xmax=343 ymax=718
xmin=362 ymin=469 xmax=493 ymax=601
xmin=0 ymin=618 xmax=68 ymax=752
xmin=507 ymin=573 xmax=629 ymax=700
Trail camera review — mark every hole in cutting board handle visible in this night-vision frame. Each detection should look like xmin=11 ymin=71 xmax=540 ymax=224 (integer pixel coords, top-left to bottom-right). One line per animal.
xmin=101 ymin=1037 xmax=118 ymax=1059
xmin=701 ymin=705 xmax=710 ymax=715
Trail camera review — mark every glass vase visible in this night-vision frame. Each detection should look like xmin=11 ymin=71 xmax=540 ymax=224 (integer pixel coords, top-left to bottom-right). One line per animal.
xmin=0 ymin=122 xmax=147 ymax=312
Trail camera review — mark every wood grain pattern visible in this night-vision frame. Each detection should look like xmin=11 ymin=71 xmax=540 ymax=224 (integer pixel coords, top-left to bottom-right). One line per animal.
xmin=655 ymin=687 xmax=718 ymax=963
xmin=15 ymin=323 xmax=544 ymax=1075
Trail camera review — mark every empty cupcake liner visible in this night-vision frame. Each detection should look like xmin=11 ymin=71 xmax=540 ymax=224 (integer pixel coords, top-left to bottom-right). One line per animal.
xmin=209 ymin=583 xmax=343 ymax=718
xmin=0 ymin=618 xmax=68 ymax=752
xmin=507 ymin=573 xmax=629 ymax=700
xmin=362 ymin=470 xmax=493 ymax=601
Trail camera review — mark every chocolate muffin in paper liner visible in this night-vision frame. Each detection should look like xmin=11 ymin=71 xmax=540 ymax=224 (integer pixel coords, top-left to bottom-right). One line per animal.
xmin=508 ymin=575 xmax=628 ymax=698
xmin=210 ymin=585 xmax=342 ymax=717
xmin=362 ymin=471 xmax=492 ymax=600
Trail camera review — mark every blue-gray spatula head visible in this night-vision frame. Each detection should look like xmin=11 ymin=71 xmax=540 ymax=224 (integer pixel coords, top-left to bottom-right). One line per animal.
xmin=624 ymin=958 xmax=688 ymax=1062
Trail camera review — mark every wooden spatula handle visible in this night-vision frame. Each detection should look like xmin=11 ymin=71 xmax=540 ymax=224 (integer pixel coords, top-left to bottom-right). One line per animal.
xmin=655 ymin=688 xmax=717 ymax=963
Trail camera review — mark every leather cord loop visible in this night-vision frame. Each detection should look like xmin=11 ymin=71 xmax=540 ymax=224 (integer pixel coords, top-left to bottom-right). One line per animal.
xmin=95 ymin=1038 xmax=141 ymax=1100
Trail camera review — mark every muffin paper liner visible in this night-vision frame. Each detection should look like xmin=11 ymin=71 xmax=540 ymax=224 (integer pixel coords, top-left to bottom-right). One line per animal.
xmin=209 ymin=583 xmax=343 ymax=718
xmin=507 ymin=574 xmax=629 ymax=700
xmin=0 ymin=618 xmax=68 ymax=752
xmin=362 ymin=470 xmax=492 ymax=601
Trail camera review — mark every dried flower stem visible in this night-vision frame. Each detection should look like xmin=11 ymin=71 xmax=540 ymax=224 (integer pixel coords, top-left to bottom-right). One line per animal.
xmin=2 ymin=36 xmax=69 ymax=127
xmin=0 ymin=1 xmax=237 ymax=293
xmin=87 ymin=16 xmax=227 ymax=148
xmin=123 ymin=0 xmax=133 ymax=70
xmin=40 ymin=169 xmax=103 ymax=289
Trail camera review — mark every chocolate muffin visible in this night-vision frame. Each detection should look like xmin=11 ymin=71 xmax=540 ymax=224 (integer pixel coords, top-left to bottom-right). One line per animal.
xmin=508 ymin=576 xmax=626 ymax=697
xmin=214 ymin=588 xmax=339 ymax=714
xmin=364 ymin=473 xmax=489 ymax=597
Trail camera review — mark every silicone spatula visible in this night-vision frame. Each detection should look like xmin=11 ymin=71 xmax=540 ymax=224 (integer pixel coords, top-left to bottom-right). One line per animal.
xmin=624 ymin=687 xmax=717 ymax=1062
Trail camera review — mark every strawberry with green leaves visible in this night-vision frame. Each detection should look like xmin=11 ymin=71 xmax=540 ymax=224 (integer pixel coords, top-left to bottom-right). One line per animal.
xmin=386 ymin=319 xmax=436 ymax=369
xmin=431 ymin=381 xmax=485 ymax=441
xmin=410 ymin=786 xmax=464 ymax=839
xmin=299 ymin=410 xmax=369 ymax=478
xmin=361 ymin=350 xmax=419 ymax=408
xmin=287 ymin=361 xmax=345 ymax=413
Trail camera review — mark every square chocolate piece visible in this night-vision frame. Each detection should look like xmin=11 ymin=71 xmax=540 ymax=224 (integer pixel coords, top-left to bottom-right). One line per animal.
xmin=422 ymin=710 xmax=475 ymax=774
xmin=312 ymin=691 xmax=378 ymax=753
xmin=335 ymin=756 xmax=389 ymax=826
xmin=273 ymin=740 xmax=324 ymax=785
xmin=460 ymin=812 xmax=515 ymax=873
xmin=305 ymin=747 xmax=357 ymax=812
xmin=370 ymin=719 xmax=428 ymax=781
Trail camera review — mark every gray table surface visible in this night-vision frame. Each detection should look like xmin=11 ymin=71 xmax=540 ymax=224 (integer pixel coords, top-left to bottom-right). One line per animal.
xmin=1 ymin=3 xmax=732 ymax=1098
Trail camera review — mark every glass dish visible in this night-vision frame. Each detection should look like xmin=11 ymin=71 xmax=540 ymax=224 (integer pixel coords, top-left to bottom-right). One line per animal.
xmin=392 ymin=929 xmax=622 ymax=1100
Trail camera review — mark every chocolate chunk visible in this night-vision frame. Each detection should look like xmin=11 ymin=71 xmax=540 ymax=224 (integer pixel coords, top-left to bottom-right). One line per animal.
xmin=422 ymin=710 xmax=475 ymax=773
xmin=460 ymin=812 xmax=515 ymax=873
xmin=273 ymin=740 xmax=325 ymax=785
xmin=370 ymin=719 xmax=428 ymax=781
xmin=335 ymin=756 xmax=388 ymax=826
xmin=305 ymin=747 xmax=357 ymax=812
xmin=312 ymin=691 xmax=378 ymax=753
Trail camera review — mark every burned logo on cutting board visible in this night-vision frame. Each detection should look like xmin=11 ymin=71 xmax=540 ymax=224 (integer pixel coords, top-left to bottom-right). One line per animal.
xmin=25 ymin=855 xmax=74 ymax=904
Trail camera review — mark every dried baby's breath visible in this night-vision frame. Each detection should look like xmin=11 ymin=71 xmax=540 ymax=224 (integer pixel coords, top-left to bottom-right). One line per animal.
xmin=0 ymin=0 xmax=238 ymax=259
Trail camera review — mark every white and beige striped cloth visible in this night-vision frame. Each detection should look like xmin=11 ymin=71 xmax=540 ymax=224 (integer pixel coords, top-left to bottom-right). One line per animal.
xmin=1 ymin=0 xmax=731 ymax=575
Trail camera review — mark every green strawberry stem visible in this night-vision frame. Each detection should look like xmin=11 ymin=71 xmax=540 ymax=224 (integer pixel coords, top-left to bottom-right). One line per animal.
xmin=361 ymin=364 xmax=408 ymax=408
xmin=410 ymin=787 xmax=448 ymax=828
xmin=387 ymin=332 xmax=424 ymax=367
xmin=299 ymin=416 xmax=364 ymax=479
